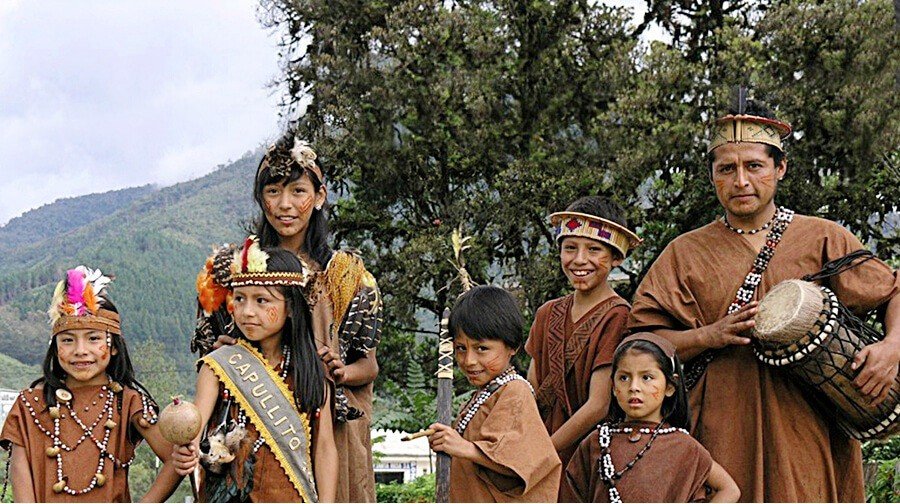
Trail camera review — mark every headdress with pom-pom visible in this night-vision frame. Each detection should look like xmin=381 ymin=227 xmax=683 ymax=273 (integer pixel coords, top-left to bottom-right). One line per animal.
xmin=229 ymin=236 xmax=311 ymax=288
xmin=48 ymin=266 xmax=120 ymax=340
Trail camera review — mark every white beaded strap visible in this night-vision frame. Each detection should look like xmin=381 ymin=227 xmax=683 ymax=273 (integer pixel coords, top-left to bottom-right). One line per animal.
xmin=455 ymin=368 xmax=533 ymax=435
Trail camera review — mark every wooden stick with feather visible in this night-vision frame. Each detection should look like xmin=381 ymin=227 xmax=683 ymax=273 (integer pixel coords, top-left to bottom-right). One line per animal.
xmin=435 ymin=228 xmax=476 ymax=502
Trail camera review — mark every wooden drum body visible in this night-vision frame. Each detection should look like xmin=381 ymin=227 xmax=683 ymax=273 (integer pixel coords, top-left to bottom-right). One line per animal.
xmin=753 ymin=279 xmax=900 ymax=441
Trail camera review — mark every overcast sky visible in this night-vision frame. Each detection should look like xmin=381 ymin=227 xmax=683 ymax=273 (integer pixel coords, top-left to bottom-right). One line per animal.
xmin=0 ymin=0 xmax=282 ymax=225
xmin=0 ymin=0 xmax=654 ymax=226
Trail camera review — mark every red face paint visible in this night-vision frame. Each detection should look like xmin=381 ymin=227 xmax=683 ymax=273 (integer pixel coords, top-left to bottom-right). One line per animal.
xmin=757 ymin=173 xmax=776 ymax=188
xmin=296 ymin=194 xmax=314 ymax=215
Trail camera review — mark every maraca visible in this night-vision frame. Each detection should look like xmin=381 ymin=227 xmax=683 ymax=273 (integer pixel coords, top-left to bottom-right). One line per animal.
xmin=158 ymin=396 xmax=202 ymax=499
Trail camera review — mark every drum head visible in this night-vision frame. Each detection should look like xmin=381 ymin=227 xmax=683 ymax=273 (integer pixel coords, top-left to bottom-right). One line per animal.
xmin=755 ymin=280 xmax=826 ymax=344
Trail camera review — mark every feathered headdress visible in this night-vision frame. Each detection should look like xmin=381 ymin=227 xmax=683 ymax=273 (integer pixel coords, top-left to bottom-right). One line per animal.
xmin=229 ymin=236 xmax=311 ymax=288
xmin=196 ymin=243 xmax=236 ymax=316
xmin=48 ymin=266 xmax=120 ymax=339
xmin=257 ymin=136 xmax=323 ymax=183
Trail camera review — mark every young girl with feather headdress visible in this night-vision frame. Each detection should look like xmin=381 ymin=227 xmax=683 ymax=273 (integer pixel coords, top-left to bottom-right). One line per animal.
xmin=0 ymin=266 xmax=184 ymax=502
xmin=192 ymin=133 xmax=382 ymax=502
xmin=176 ymin=237 xmax=337 ymax=502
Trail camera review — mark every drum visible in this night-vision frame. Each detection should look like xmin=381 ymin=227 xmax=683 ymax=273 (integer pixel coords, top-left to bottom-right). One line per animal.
xmin=753 ymin=279 xmax=900 ymax=441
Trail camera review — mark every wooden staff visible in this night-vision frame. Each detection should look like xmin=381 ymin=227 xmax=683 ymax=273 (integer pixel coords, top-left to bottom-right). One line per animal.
xmin=435 ymin=307 xmax=453 ymax=502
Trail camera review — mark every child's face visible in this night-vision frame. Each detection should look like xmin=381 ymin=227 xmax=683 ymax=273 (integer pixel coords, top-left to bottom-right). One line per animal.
xmin=232 ymin=286 xmax=288 ymax=344
xmin=612 ymin=349 xmax=675 ymax=424
xmin=454 ymin=331 xmax=516 ymax=387
xmin=262 ymin=173 xmax=326 ymax=242
xmin=559 ymin=237 xmax=622 ymax=294
xmin=56 ymin=329 xmax=116 ymax=387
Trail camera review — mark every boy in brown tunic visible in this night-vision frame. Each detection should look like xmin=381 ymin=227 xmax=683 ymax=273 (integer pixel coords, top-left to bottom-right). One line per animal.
xmin=429 ymin=286 xmax=561 ymax=502
xmin=629 ymin=98 xmax=900 ymax=502
xmin=526 ymin=196 xmax=640 ymax=473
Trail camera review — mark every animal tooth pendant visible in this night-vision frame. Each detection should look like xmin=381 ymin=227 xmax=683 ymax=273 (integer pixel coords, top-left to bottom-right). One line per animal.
xmin=96 ymin=473 xmax=107 ymax=487
xmin=105 ymin=419 xmax=117 ymax=430
xmin=109 ymin=382 xmax=123 ymax=393
xmin=49 ymin=406 xmax=61 ymax=419
xmin=46 ymin=446 xmax=61 ymax=457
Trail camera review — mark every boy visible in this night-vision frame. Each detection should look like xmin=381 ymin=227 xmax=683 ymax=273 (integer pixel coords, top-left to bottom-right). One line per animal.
xmin=525 ymin=196 xmax=641 ymax=484
xmin=428 ymin=286 xmax=561 ymax=502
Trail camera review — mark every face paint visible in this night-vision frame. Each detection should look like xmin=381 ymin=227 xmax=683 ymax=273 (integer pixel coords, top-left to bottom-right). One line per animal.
xmin=757 ymin=173 xmax=776 ymax=188
xmin=296 ymin=193 xmax=314 ymax=214
xmin=266 ymin=305 xmax=279 ymax=325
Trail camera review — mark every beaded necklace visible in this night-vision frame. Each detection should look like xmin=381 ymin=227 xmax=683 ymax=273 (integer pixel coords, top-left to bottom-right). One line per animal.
xmin=455 ymin=367 xmax=533 ymax=435
xmin=598 ymin=422 xmax=690 ymax=503
xmin=722 ymin=211 xmax=776 ymax=235
xmin=15 ymin=379 xmax=157 ymax=496
xmin=684 ymin=206 xmax=795 ymax=390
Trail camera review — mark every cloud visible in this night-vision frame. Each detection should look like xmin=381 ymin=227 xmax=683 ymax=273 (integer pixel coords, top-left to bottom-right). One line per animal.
xmin=0 ymin=0 xmax=282 ymax=224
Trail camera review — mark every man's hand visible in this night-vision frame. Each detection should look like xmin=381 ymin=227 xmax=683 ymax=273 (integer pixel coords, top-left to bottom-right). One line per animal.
xmin=427 ymin=423 xmax=476 ymax=459
xmin=702 ymin=302 xmax=758 ymax=350
xmin=852 ymin=339 xmax=900 ymax=406
xmin=212 ymin=334 xmax=237 ymax=350
xmin=318 ymin=346 xmax=347 ymax=385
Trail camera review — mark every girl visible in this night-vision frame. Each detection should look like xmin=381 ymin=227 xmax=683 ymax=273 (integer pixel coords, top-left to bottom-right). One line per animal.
xmin=526 ymin=196 xmax=641 ymax=483
xmin=0 ymin=266 xmax=183 ymax=502
xmin=178 ymin=239 xmax=337 ymax=502
xmin=197 ymin=133 xmax=382 ymax=501
xmin=562 ymin=333 xmax=740 ymax=502
xmin=427 ymin=286 xmax=561 ymax=502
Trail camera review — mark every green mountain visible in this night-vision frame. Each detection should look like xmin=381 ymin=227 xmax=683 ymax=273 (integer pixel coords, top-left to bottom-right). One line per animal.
xmin=0 ymin=353 xmax=41 ymax=390
xmin=0 ymin=152 xmax=261 ymax=374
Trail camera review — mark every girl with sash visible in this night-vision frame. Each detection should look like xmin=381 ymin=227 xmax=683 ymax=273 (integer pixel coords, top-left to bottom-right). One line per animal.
xmin=524 ymin=196 xmax=640 ymax=492
xmin=561 ymin=333 xmax=739 ymax=502
xmin=178 ymin=238 xmax=337 ymax=502
xmin=1 ymin=266 xmax=183 ymax=502
xmin=194 ymin=133 xmax=382 ymax=502
xmin=427 ymin=286 xmax=561 ymax=502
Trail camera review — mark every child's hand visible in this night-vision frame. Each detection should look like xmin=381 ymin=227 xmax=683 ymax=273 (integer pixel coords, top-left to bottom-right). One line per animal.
xmin=213 ymin=334 xmax=237 ymax=350
xmin=171 ymin=442 xmax=199 ymax=476
xmin=318 ymin=346 xmax=347 ymax=385
xmin=427 ymin=423 xmax=475 ymax=459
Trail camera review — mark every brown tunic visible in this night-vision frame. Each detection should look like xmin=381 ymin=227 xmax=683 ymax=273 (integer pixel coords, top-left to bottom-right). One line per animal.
xmin=629 ymin=214 xmax=900 ymax=502
xmin=308 ymin=251 xmax=380 ymax=502
xmin=525 ymin=294 xmax=629 ymax=469
xmin=0 ymin=384 xmax=146 ymax=503
xmin=562 ymin=421 xmax=712 ymax=503
xmin=449 ymin=379 xmax=562 ymax=502
xmin=199 ymin=376 xmax=307 ymax=503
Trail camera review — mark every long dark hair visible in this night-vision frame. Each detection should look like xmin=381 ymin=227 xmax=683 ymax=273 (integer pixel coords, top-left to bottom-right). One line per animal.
xmin=252 ymin=132 xmax=333 ymax=267
xmin=243 ymin=248 xmax=325 ymax=414
xmin=32 ymin=299 xmax=157 ymax=414
xmin=605 ymin=339 xmax=691 ymax=430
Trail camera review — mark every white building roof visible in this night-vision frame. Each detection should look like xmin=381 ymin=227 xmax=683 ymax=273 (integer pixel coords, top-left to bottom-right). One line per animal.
xmin=372 ymin=429 xmax=432 ymax=458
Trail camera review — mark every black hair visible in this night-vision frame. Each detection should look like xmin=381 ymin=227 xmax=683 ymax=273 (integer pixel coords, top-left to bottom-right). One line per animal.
xmin=252 ymin=132 xmax=333 ymax=267
xmin=449 ymin=285 xmax=524 ymax=351
xmin=563 ymin=196 xmax=629 ymax=259
xmin=707 ymin=98 xmax=787 ymax=174
xmin=605 ymin=339 xmax=691 ymax=430
xmin=33 ymin=297 xmax=157 ymax=415
xmin=239 ymin=247 xmax=325 ymax=415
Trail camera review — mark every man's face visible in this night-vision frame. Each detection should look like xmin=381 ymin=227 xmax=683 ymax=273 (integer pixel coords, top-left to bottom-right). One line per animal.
xmin=710 ymin=142 xmax=786 ymax=220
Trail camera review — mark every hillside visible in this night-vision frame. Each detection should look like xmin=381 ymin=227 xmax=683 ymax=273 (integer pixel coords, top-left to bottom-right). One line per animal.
xmin=0 ymin=152 xmax=261 ymax=372
xmin=0 ymin=352 xmax=40 ymax=390
xmin=0 ymin=185 xmax=158 ymax=255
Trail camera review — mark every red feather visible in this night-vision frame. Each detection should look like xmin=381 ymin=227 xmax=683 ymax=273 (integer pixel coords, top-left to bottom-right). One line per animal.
xmin=241 ymin=237 xmax=253 ymax=273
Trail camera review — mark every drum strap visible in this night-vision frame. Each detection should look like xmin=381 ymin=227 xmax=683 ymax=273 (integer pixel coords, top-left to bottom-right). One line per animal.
xmin=802 ymin=249 xmax=875 ymax=282
xmin=683 ymin=207 xmax=796 ymax=390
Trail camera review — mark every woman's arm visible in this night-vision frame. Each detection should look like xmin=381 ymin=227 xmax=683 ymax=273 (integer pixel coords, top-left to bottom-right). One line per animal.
xmin=707 ymin=460 xmax=740 ymax=502
xmin=313 ymin=385 xmax=338 ymax=502
xmin=320 ymin=347 xmax=379 ymax=387
xmin=136 ymin=418 xmax=182 ymax=502
xmin=171 ymin=363 xmax=220 ymax=476
xmin=9 ymin=444 xmax=35 ymax=503
xmin=549 ymin=367 xmax=611 ymax=453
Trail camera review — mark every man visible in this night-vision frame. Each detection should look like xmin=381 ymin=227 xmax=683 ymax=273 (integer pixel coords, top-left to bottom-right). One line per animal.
xmin=629 ymin=97 xmax=900 ymax=502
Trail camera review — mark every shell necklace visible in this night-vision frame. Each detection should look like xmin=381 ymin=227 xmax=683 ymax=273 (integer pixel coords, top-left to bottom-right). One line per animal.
xmin=455 ymin=367 xmax=533 ymax=435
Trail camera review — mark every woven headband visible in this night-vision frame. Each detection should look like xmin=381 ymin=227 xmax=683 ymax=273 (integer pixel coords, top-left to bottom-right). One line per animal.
xmin=618 ymin=332 xmax=677 ymax=370
xmin=708 ymin=114 xmax=792 ymax=154
xmin=549 ymin=211 xmax=642 ymax=257
xmin=229 ymin=272 xmax=310 ymax=288
xmin=52 ymin=308 xmax=121 ymax=337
